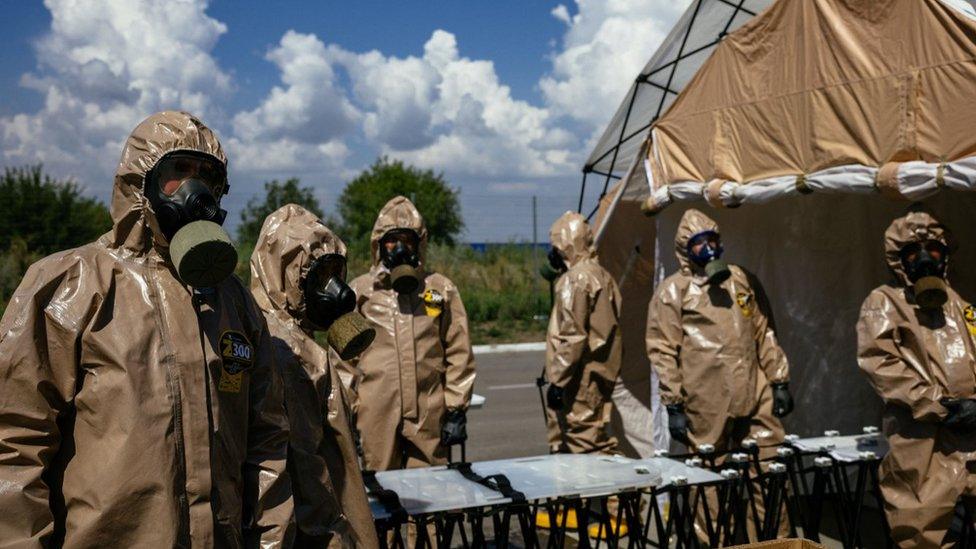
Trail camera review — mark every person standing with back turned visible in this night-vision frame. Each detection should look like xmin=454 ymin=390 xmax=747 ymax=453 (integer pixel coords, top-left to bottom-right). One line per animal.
xmin=539 ymin=211 xmax=624 ymax=538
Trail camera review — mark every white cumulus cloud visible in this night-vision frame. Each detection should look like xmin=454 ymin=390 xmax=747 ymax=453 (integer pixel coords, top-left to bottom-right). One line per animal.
xmin=540 ymin=0 xmax=690 ymax=130
xmin=0 ymin=0 xmax=232 ymax=191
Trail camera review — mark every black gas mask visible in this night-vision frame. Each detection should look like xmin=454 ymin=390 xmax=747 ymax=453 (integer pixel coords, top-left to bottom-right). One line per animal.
xmin=303 ymin=254 xmax=375 ymax=359
xmin=900 ymin=240 xmax=948 ymax=309
xmin=380 ymin=229 xmax=422 ymax=294
xmin=539 ymin=247 xmax=567 ymax=282
xmin=145 ymin=151 xmax=237 ymax=288
xmin=687 ymin=230 xmax=730 ymax=285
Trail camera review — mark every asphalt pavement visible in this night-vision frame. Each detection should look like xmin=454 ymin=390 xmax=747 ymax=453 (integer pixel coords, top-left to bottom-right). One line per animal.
xmin=464 ymin=350 xmax=550 ymax=462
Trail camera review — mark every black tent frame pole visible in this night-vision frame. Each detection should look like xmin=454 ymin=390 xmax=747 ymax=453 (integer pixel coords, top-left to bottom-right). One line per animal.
xmin=577 ymin=170 xmax=589 ymax=213
xmin=590 ymin=83 xmax=641 ymax=218
xmin=579 ymin=0 xmax=751 ymax=215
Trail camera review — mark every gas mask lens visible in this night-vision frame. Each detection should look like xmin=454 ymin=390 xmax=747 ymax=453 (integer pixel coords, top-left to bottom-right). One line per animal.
xmin=303 ymin=254 xmax=375 ymax=359
xmin=687 ymin=231 xmax=730 ymax=284
xmin=381 ymin=229 xmax=421 ymax=294
xmin=155 ymin=154 xmax=224 ymax=197
xmin=901 ymin=239 xmax=949 ymax=309
xmin=146 ymin=151 xmax=237 ymax=288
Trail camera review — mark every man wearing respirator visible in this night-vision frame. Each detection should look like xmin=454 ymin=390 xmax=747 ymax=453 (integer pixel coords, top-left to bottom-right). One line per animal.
xmin=857 ymin=209 xmax=976 ymax=548
xmin=250 ymin=204 xmax=380 ymax=547
xmin=646 ymin=208 xmax=792 ymax=539
xmin=0 ymin=111 xmax=294 ymax=547
xmin=338 ymin=196 xmax=476 ymax=471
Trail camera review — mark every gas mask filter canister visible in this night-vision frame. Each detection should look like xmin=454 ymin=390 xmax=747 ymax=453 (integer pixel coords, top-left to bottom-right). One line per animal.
xmin=687 ymin=231 xmax=730 ymax=285
xmin=304 ymin=254 xmax=376 ymax=359
xmin=902 ymin=240 xmax=948 ymax=309
xmin=146 ymin=152 xmax=238 ymax=288
xmin=381 ymin=230 xmax=422 ymax=294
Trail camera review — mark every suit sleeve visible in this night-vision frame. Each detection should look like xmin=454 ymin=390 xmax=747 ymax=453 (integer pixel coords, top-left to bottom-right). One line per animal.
xmin=646 ymin=278 xmax=685 ymax=406
xmin=0 ymin=259 xmax=89 ymax=547
xmin=242 ymin=319 xmax=295 ymax=547
xmin=440 ymin=282 xmax=475 ymax=411
xmin=856 ymin=292 xmax=947 ymax=422
xmin=545 ymin=275 xmax=592 ymax=387
xmin=747 ymin=273 xmax=790 ymax=384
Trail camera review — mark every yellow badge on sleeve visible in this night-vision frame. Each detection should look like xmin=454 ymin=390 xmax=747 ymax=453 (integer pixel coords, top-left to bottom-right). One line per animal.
xmin=218 ymin=330 xmax=254 ymax=393
xmin=965 ymin=305 xmax=976 ymax=336
xmin=423 ymin=289 xmax=445 ymax=318
xmin=736 ymin=291 xmax=755 ymax=318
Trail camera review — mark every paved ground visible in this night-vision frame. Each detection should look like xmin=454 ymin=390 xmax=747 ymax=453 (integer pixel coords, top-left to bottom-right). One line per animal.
xmin=464 ymin=350 xmax=550 ymax=462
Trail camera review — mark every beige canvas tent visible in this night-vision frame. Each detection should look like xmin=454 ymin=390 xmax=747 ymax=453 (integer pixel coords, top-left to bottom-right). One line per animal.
xmin=592 ymin=0 xmax=976 ymax=451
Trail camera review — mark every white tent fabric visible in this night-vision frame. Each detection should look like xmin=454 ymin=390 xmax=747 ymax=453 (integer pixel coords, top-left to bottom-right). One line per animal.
xmin=585 ymin=0 xmax=773 ymax=177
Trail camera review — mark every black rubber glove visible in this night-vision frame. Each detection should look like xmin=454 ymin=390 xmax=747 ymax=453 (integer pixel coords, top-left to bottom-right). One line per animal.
xmin=941 ymin=398 xmax=976 ymax=431
xmin=666 ymin=404 xmax=691 ymax=446
xmin=440 ymin=409 xmax=467 ymax=446
xmin=546 ymin=384 xmax=565 ymax=411
xmin=772 ymin=382 xmax=795 ymax=418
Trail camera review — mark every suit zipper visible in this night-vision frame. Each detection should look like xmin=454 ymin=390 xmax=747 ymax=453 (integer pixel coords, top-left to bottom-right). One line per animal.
xmin=152 ymin=263 xmax=192 ymax=546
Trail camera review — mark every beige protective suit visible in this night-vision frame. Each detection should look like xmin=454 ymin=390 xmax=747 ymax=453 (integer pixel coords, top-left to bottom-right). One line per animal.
xmin=857 ymin=210 xmax=976 ymax=549
xmin=250 ymin=204 xmax=379 ymax=548
xmin=544 ymin=211 xmax=622 ymax=455
xmin=646 ymin=208 xmax=789 ymax=451
xmin=647 ymin=208 xmax=790 ymax=541
xmin=0 ymin=111 xmax=293 ymax=547
xmin=339 ymin=196 xmax=476 ymax=471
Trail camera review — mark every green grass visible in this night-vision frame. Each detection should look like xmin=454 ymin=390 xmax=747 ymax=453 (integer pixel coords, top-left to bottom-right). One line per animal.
xmin=348 ymin=242 xmax=551 ymax=344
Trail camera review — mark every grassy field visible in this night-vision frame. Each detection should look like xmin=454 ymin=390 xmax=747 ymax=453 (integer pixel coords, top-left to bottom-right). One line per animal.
xmin=235 ymin=241 xmax=552 ymax=345
xmin=346 ymin=243 xmax=551 ymax=344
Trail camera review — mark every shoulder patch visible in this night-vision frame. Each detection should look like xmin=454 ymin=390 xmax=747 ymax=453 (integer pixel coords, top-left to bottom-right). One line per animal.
xmin=423 ymin=289 xmax=445 ymax=318
xmin=736 ymin=291 xmax=755 ymax=318
xmin=965 ymin=305 xmax=976 ymax=336
xmin=218 ymin=330 xmax=254 ymax=393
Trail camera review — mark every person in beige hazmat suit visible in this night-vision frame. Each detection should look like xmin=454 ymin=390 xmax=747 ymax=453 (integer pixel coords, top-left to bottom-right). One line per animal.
xmin=339 ymin=196 xmax=476 ymax=471
xmin=646 ymin=208 xmax=792 ymax=539
xmin=857 ymin=209 xmax=976 ymax=548
xmin=539 ymin=211 xmax=624 ymax=537
xmin=250 ymin=204 xmax=380 ymax=548
xmin=0 ymin=111 xmax=294 ymax=547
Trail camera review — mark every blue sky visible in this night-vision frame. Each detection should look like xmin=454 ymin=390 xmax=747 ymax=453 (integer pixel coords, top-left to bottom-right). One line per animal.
xmin=0 ymin=1 xmax=687 ymax=242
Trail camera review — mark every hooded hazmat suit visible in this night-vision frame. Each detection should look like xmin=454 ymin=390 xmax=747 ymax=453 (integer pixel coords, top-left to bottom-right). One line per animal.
xmin=646 ymin=208 xmax=790 ymax=541
xmin=250 ymin=204 xmax=379 ymax=548
xmin=338 ymin=196 xmax=476 ymax=471
xmin=856 ymin=210 xmax=976 ymax=548
xmin=0 ymin=111 xmax=294 ymax=548
xmin=544 ymin=211 xmax=622 ymax=455
xmin=646 ymin=208 xmax=789 ymax=452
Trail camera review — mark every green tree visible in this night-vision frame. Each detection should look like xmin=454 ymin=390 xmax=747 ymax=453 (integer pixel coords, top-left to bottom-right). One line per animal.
xmin=336 ymin=157 xmax=463 ymax=250
xmin=0 ymin=165 xmax=111 ymax=255
xmin=235 ymin=178 xmax=324 ymax=283
xmin=0 ymin=165 xmax=111 ymax=315
xmin=237 ymin=178 xmax=324 ymax=247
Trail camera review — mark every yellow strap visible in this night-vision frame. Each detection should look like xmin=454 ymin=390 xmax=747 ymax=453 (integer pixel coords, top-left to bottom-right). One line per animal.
xmin=704 ymin=179 xmax=727 ymax=208
xmin=875 ymin=162 xmax=905 ymax=200
xmin=795 ymin=174 xmax=813 ymax=195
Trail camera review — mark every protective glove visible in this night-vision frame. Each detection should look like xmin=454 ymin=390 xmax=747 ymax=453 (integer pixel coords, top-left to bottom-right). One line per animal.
xmin=666 ymin=404 xmax=691 ymax=446
xmin=440 ymin=408 xmax=468 ymax=446
xmin=546 ymin=384 xmax=565 ymax=411
xmin=772 ymin=382 xmax=795 ymax=418
xmin=941 ymin=398 xmax=976 ymax=431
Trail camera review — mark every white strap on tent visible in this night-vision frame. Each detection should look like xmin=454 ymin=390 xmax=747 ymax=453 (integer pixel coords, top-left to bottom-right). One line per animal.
xmin=639 ymin=155 xmax=976 ymax=210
